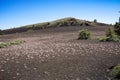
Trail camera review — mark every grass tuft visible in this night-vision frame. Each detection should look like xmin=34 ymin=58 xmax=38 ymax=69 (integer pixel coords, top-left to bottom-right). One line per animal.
xmin=98 ymin=28 xmax=120 ymax=42
xmin=0 ymin=40 xmax=24 ymax=48
xmin=111 ymin=64 xmax=120 ymax=79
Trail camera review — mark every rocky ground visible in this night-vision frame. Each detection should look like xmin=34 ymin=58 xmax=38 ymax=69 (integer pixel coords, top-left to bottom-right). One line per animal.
xmin=0 ymin=26 xmax=120 ymax=80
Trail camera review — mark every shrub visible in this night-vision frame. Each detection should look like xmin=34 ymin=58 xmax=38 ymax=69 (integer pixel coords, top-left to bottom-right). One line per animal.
xmin=78 ymin=29 xmax=91 ymax=40
xmin=114 ymin=22 xmax=120 ymax=36
xmin=94 ymin=19 xmax=97 ymax=23
xmin=0 ymin=29 xmax=2 ymax=35
xmin=111 ymin=64 xmax=120 ymax=78
xmin=98 ymin=28 xmax=120 ymax=42
xmin=106 ymin=28 xmax=120 ymax=42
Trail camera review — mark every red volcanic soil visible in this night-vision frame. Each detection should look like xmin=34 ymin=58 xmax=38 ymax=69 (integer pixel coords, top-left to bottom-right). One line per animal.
xmin=0 ymin=26 xmax=120 ymax=80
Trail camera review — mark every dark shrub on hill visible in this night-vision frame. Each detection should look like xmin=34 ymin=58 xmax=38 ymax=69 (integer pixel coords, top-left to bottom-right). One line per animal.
xmin=84 ymin=22 xmax=90 ymax=26
xmin=0 ymin=29 xmax=2 ymax=35
xmin=94 ymin=19 xmax=97 ymax=23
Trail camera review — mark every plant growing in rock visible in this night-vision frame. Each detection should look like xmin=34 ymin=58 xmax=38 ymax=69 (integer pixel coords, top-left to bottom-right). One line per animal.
xmin=111 ymin=64 xmax=120 ymax=79
xmin=98 ymin=28 xmax=120 ymax=42
xmin=78 ymin=29 xmax=91 ymax=40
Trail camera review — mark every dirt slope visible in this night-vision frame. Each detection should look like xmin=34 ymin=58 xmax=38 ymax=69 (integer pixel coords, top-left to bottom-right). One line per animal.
xmin=0 ymin=26 xmax=120 ymax=80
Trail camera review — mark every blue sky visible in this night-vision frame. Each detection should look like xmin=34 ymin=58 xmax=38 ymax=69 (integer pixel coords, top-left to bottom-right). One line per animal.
xmin=0 ymin=0 xmax=120 ymax=30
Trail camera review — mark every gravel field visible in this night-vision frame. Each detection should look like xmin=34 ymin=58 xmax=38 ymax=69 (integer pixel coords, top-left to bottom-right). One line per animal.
xmin=0 ymin=26 xmax=120 ymax=80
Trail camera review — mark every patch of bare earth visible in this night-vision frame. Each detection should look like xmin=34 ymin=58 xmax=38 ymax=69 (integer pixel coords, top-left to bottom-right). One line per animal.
xmin=0 ymin=26 xmax=120 ymax=80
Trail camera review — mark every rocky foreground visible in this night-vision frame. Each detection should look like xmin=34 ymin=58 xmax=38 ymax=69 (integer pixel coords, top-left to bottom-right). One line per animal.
xmin=0 ymin=26 xmax=120 ymax=80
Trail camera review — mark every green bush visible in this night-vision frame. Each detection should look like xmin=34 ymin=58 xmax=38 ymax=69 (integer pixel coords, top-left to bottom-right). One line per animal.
xmin=98 ymin=28 xmax=120 ymax=42
xmin=111 ymin=64 xmax=120 ymax=78
xmin=78 ymin=29 xmax=91 ymax=40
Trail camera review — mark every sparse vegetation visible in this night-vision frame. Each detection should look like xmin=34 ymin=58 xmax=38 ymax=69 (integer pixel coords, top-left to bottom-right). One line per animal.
xmin=0 ymin=40 xmax=24 ymax=48
xmin=78 ymin=29 xmax=91 ymax=40
xmin=98 ymin=28 xmax=120 ymax=42
xmin=111 ymin=64 xmax=120 ymax=79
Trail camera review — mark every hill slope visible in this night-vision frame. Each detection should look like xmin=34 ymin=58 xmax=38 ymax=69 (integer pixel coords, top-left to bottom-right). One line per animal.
xmin=1 ymin=17 xmax=109 ymax=34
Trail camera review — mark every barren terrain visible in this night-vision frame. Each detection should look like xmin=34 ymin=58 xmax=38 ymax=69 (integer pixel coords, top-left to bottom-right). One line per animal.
xmin=0 ymin=26 xmax=120 ymax=80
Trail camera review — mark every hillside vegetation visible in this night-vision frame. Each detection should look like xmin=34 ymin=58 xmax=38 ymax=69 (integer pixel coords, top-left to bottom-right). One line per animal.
xmin=1 ymin=17 xmax=108 ymax=34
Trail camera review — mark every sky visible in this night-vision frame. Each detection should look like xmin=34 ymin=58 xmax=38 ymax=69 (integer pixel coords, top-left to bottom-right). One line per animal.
xmin=0 ymin=0 xmax=120 ymax=30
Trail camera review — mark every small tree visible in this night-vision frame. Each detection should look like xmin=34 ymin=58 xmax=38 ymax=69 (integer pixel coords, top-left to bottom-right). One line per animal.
xmin=106 ymin=28 xmax=119 ymax=41
xmin=94 ymin=19 xmax=97 ymax=23
xmin=0 ymin=29 xmax=2 ymax=35
xmin=78 ymin=29 xmax=91 ymax=40
xmin=114 ymin=22 xmax=120 ymax=36
xmin=98 ymin=28 xmax=120 ymax=42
